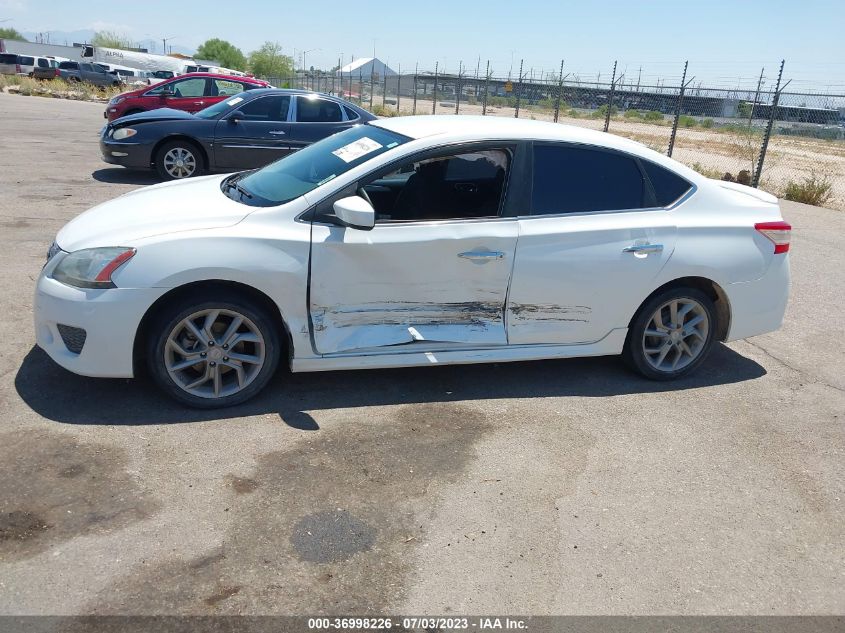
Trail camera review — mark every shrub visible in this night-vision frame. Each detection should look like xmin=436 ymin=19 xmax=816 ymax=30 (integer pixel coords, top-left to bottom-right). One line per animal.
xmin=679 ymin=115 xmax=697 ymax=128
xmin=783 ymin=174 xmax=834 ymax=207
xmin=689 ymin=162 xmax=724 ymax=179
xmin=624 ymin=109 xmax=643 ymax=119
xmin=700 ymin=118 xmax=714 ymax=128
xmin=565 ymin=108 xmax=580 ymax=118
xmin=643 ymin=110 xmax=663 ymax=121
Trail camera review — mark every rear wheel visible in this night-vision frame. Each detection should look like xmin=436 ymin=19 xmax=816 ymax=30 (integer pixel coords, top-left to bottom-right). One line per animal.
xmin=155 ymin=139 xmax=204 ymax=180
xmin=146 ymin=293 xmax=282 ymax=408
xmin=623 ymin=287 xmax=716 ymax=380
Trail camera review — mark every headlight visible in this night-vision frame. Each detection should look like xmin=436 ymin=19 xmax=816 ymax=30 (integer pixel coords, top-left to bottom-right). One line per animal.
xmin=109 ymin=96 xmax=125 ymax=106
xmin=51 ymin=247 xmax=136 ymax=289
xmin=112 ymin=127 xmax=137 ymax=140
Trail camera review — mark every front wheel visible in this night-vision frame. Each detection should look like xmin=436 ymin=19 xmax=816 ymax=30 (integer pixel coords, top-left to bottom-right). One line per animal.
xmin=146 ymin=294 xmax=282 ymax=408
xmin=155 ymin=140 xmax=204 ymax=180
xmin=622 ymin=287 xmax=716 ymax=380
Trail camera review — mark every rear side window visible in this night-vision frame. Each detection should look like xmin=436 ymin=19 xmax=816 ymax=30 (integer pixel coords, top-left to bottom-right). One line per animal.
xmin=642 ymin=160 xmax=692 ymax=207
xmin=59 ymin=61 xmax=78 ymax=70
xmin=296 ymin=97 xmax=343 ymax=122
xmin=213 ymin=79 xmax=245 ymax=96
xmin=0 ymin=54 xmax=18 ymax=64
xmin=37 ymin=58 xmax=49 ymax=68
xmin=532 ymin=144 xmax=645 ymax=215
xmin=19 ymin=56 xmax=34 ymax=65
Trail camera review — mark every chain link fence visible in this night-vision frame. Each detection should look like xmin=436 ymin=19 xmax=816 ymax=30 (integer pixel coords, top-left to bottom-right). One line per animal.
xmin=264 ymin=61 xmax=845 ymax=210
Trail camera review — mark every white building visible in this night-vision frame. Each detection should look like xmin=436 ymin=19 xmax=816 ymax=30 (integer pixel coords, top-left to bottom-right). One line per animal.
xmin=338 ymin=57 xmax=396 ymax=80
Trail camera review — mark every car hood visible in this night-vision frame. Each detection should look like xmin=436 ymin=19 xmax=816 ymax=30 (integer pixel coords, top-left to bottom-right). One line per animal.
xmin=57 ymin=174 xmax=252 ymax=251
xmin=112 ymin=107 xmax=197 ymax=126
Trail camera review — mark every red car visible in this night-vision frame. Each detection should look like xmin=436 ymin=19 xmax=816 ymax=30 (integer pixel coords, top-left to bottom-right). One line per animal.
xmin=104 ymin=72 xmax=271 ymax=121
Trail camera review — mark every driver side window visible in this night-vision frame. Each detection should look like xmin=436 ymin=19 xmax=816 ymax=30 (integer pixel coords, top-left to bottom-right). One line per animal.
xmin=150 ymin=77 xmax=207 ymax=97
xmin=361 ymin=149 xmax=511 ymax=222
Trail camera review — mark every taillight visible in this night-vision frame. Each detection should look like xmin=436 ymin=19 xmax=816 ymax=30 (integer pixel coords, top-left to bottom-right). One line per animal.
xmin=15 ymin=63 xmax=21 ymax=73
xmin=755 ymin=221 xmax=791 ymax=254
xmin=54 ymin=68 xmax=60 ymax=77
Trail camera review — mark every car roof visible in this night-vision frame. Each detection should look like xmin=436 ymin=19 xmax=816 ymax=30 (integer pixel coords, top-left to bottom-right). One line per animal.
xmin=370 ymin=115 xmax=705 ymax=181
xmin=170 ymin=72 xmax=268 ymax=83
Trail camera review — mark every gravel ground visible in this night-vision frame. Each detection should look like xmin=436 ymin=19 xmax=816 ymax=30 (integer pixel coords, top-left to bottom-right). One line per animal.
xmin=0 ymin=93 xmax=842 ymax=616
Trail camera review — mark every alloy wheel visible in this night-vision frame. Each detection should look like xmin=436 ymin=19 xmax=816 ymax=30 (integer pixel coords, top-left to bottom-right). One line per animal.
xmin=163 ymin=147 xmax=197 ymax=178
xmin=164 ymin=308 xmax=266 ymax=399
xmin=641 ymin=297 xmax=710 ymax=373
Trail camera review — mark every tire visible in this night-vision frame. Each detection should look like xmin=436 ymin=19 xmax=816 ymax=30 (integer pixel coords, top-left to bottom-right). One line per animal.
xmin=146 ymin=292 xmax=282 ymax=408
xmin=622 ymin=286 xmax=717 ymax=381
xmin=155 ymin=139 xmax=204 ymax=180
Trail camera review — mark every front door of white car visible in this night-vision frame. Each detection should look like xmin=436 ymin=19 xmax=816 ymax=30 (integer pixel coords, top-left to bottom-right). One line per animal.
xmin=308 ymin=146 xmax=519 ymax=355
xmin=506 ymin=143 xmax=685 ymax=345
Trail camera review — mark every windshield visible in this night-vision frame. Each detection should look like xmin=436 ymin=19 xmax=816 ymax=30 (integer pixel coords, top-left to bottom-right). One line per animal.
xmin=232 ymin=125 xmax=410 ymax=206
xmin=195 ymin=94 xmax=250 ymax=120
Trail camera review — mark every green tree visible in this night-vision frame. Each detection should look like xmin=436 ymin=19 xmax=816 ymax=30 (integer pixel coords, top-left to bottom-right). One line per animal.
xmin=90 ymin=31 xmax=135 ymax=50
xmin=247 ymin=41 xmax=293 ymax=79
xmin=195 ymin=38 xmax=246 ymax=71
xmin=0 ymin=27 xmax=27 ymax=41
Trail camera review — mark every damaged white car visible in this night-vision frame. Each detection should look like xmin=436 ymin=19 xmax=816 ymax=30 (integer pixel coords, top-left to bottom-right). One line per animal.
xmin=34 ymin=116 xmax=791 ymax=407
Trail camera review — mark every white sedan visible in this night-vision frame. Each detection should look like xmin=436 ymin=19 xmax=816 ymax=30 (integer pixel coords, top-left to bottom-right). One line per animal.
xmin=34 ymin=116 xmax=791 ymax=407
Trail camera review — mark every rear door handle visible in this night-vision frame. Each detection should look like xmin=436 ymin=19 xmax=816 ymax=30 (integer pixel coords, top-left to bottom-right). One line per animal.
xmin=193 ymin=101 xmax=204 ymax=106
xmin=458 ymin=250 xmax=505 ymax=261
xmin=269 ymin=130 xmax=286 ymax=135
xmin=623 ymin=244 xmax=663 ymax=254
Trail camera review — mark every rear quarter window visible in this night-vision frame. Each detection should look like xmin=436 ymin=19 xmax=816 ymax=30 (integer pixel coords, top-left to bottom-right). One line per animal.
xmin=642 ymin=160 xmax=693 ymax=206
xmin=0 ymin=54 xmax=18 ymax=64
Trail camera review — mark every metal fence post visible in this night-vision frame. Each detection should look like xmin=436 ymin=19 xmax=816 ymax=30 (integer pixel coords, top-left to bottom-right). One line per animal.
xmin=358 ymin=68 xmax=363 ymax=105
xmin=382 ymin=71 xmax=387 ymax=108
xmin=667 ymin=60 xmax=688 ymax=156
xmin=514 ymin=59 xmax=523 ymax=118
xmin=753 ymin=60 xmax=785 ymax=188
xmin=553 ymin=59 xmax=564 ymax=123
xmin=413 ymin=63 xmax=418 ymax=115
xmin=482 ymin=60 xmax=490 ymax=115
xmin=396 ymin=63 xmax=401 ymax=112
xmin=603 ymin=60 xmax=617 ymax=133
xmin=369 ymin=68 xmax=374 ymax=110
xmin=432 ymin=61 xmax=439 ymax=114
xmin=455 ymin=61 xmax=462 ymax=114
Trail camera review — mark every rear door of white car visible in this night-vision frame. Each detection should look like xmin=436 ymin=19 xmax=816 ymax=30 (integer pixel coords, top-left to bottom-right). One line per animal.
xmin=507 ymin=143 xmax=687 ymax=345
xmin=308 ymin=143 xmax=523 ymax=355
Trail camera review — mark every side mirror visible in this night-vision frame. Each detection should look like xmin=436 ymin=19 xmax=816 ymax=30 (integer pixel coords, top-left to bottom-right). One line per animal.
xmin=227 ymin=112 xmax=242 ymax=123
xmin=333 ymin=196 xmax=375 ymax=231
xmin=160 ymin=87 xmax=174 ymax=98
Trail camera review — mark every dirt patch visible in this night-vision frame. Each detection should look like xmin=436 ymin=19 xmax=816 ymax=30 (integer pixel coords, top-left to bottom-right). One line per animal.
xmin=85 ymin=402 xmax=489 ymax=614
xmin=0 ymin=430 xmax=160 ymax=562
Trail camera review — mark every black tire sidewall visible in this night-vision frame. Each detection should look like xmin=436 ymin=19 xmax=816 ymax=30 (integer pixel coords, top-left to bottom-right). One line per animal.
xmin=155 ymin=140 xmax=203 ymax=180
xmin=146 ymin=294 xmax=281 ymax=408
xmin=623 ymin=287 xmax=717 ymax=381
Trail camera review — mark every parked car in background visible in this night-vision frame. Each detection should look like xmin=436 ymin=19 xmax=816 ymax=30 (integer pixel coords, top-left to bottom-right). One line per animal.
xmin=32 ymin=58 xmax=61 ymax=80
xmin=101 ymin=89 xmax=375 ymax=179
xmin=0 ymin=53 xmax=21 ymax=75
xmin=57 ymin=61 xmax=122 ymax=87
xmin=104 ymin=72 xmax=272 ymax=121
xmin=40 ymin=116 xmax=791 ymax=407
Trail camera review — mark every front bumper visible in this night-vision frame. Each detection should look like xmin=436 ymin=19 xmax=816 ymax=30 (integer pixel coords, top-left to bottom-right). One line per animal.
xmin=34 ymin=273 xmax=167 ymax=378
xmin=100 ymin=138 xmax=153 ymax=169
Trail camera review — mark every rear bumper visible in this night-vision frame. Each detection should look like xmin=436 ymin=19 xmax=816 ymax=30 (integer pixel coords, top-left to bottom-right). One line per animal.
xmin=724 ymin=254 xmax=791 ymax=341
xmin=100 ymin=139 xmax=154 ymax=169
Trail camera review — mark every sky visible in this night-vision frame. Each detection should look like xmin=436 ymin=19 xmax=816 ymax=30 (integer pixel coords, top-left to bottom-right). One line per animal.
xmin=2 ymin=0 xmax=844 ymax=91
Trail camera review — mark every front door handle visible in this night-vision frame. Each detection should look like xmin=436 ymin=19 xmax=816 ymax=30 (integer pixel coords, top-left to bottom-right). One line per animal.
xmin=269 ymin=130 xmax=287 ymax=135
xmin=193 ymin=101 xmax=204 ymax=106
xmin=623 ymin=244 xmax=663 ymax=254
xmin=458 ymin=250 xmax=505 ymax=261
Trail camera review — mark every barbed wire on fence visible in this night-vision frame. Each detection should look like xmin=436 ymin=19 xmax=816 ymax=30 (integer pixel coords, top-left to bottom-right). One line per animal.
xmin=264 ymin=58 xmax=845 ymax=210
